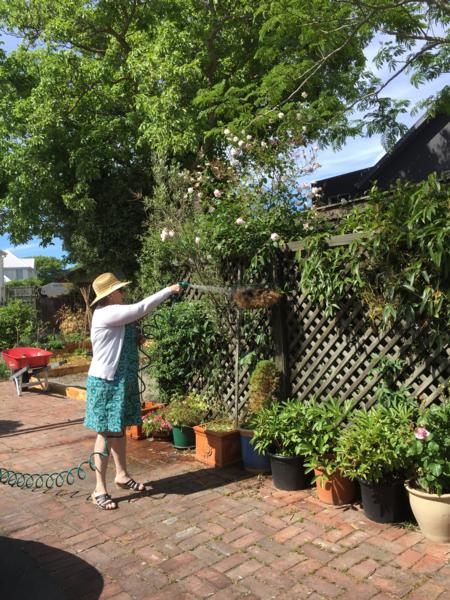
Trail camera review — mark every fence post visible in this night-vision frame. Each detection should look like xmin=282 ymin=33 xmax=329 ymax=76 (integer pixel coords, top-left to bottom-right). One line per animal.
xmin=271 ymin=256 xmax=291 ymax=400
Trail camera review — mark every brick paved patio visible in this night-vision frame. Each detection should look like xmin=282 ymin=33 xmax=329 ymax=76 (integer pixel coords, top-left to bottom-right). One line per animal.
xmin=0 ymin=381 xmax=449 ymax=599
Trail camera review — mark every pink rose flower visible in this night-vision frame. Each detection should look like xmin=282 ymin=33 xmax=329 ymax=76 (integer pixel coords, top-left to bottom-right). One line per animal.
xmin=414 ymin=427 xmax=430 ymax=440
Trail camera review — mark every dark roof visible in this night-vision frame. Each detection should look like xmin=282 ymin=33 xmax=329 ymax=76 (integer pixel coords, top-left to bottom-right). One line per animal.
xmin=316 ymin=111 xmax=450 ymax=206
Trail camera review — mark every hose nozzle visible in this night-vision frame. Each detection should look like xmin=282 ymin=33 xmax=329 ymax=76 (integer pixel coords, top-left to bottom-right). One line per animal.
xmin=178 ymin=281 xmax=189 ymax=290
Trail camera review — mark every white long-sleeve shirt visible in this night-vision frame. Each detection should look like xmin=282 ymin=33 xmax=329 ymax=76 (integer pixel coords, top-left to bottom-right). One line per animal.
xmin=88 ymin=287 xmax=173 ymax=380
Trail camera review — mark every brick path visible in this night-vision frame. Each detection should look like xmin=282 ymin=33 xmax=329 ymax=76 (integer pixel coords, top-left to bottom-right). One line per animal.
xmin=0 ymin=381 xmax=449 ymax=599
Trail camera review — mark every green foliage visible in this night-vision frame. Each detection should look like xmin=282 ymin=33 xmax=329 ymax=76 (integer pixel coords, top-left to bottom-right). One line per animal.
xmin=408 ymin=400 xmax=450 ymax=495
xmin=34 ymin=256 xmax=66 ymax=284
xmin=5 ymin=278 xmax=40 ymax=287
xmin=250 ymin=399 xmax=310 ymax=457
xmin=297 ymin=397 xmax=354 ymax=478
xmin=0 ymin=301 xmax=38 ymax=350
xmin=299 ymin=175 xmax=450 ymax=345
xmin=144 ymin=299 xmax=227 ymax=401
xmin=0 ymin=358 xmax=10 ymax=379
xmin=336 ymin=403 xmax=417 ymax=484
xmin=1 ymin=1 xmax=447 ymax=272
xmin=200 ymin=416 xmax=236 ymax=433
xmin=164 ymin=393 xmax=209 ymax=427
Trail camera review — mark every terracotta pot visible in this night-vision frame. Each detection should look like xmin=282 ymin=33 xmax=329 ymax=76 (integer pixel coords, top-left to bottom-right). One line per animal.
xmin=193 ymin=426 xmax=241 ymax=468
xmin=314 ymin=468 xmax=356 ymax=506
xmin=126 ymin=402 xmax=163 ymax=440
xmin=405 ymin=483 xmax=450 ymax=543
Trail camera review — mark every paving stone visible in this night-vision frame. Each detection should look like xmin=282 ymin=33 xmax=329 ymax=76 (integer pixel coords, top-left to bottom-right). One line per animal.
xmin=1 ymin=382 xmax=449 ymax=600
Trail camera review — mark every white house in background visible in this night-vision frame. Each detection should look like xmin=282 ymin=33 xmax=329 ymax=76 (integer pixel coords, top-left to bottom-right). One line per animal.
xmin=2 ymin=250 xmax=37 ymax=282
xmin=0 ymin=250 xmax=5 ymax=303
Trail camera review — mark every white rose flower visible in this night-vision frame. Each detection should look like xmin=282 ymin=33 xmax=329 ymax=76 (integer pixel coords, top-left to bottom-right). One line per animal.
xmin=270 ymin=233 xmax=280 ymax=242
xmin=195 ymin=236 xmax=201 ymax=245
xmin=261 ymin=141 xmax=268 ymax=148
xmin=238 ymin=140 xmax=244 ymax=147
xmin=213 ymin=189 xmax=222 ymax=198
xmin=224 ymin=128 xmax=230 ymax=135
xmin=277 ymin=112 xmax=284 ymax=119
xmin=301 ymin=91 xmax=308 ymax=99
xmin=233 ymin=136 xmax=239 ymax=143
xmin=236 ymin=217 xmax=245 ymax=225
xmin=187 ymin=187 xmax=194 ymax=194
xmin=168 ymin=230 xmax=175 ymax=237
xmin=246 ymin=134 xmax=252 ymax=140
xmin=303 ymin=223 xmax=310 ymax=230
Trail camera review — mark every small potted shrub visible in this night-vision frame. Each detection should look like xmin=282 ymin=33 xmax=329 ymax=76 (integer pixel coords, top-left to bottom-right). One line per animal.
xmin=165 ymin=393 xmax=209 ymax=449
xmin=239 ymin=360 xmax=280 ymax=473
xmin=250 ymin=399 xmax=310 ymax=491
xmin=299 ymin=397 xmax=356 ymax=506
xmin=142 ymin=410 xmax=173 ymax=441
xmin=405 ymin=399 xmax=450 ymax=542
xmin=336 ymin=402 xmax=416 ymax=523
xmin=194 ymin=413 xmax=241 ymax=468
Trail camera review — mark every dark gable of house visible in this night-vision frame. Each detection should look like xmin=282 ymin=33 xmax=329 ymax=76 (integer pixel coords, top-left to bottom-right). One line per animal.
xmin=316 ymin=112 xmax=450 ymax=207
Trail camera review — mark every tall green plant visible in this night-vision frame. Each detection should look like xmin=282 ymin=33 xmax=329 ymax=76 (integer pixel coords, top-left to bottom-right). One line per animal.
xmin=144 ymin=299 xmax=227 ymax=401
xmin=0 ymin=301 xmax=38 ymax=350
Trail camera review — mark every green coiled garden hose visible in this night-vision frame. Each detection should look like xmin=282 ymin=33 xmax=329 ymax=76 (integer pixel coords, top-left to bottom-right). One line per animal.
xmin=0 ymin=439 xmax=109 ymax=490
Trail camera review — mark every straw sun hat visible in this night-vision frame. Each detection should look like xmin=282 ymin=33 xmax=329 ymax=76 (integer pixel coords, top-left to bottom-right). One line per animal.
xmin=90 ymin=272 xmax=131 ymax=306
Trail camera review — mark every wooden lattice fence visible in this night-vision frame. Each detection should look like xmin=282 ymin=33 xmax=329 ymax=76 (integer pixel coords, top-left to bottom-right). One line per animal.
xmin=185 ymin=245 xmax=450 ymax=417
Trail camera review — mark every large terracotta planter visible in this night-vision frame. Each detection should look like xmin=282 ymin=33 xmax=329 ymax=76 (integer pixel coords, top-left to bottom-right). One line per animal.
xmin=193 ymin=426 xmax=241 ymax=468
xmin=314 ymin=468 xmax=356 ymax=506
xmin=126 ymin=402 xmax=163 ymax=440
xmin=406 ymin=483 xmax=450 ymax=543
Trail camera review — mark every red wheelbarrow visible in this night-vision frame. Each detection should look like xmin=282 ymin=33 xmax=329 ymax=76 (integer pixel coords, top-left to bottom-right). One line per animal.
xmin=2 ymin=347 xmax=55 ymax=396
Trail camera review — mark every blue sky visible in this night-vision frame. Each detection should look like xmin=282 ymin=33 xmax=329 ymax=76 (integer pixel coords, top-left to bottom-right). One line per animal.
xmin=0 ymin=31 xmax=448 ymax=259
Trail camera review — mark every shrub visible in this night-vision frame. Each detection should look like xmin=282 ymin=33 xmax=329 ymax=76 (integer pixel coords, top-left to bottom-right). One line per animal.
xmin=335 ymin=403 xmax=416 ymax=484
xmin=56 ymin=305 xmax=87 ymax=338
xmin=0 ymin=301 xmax=38 ymax=350
xmin=407 ymin=400 xmax=450 ymax=495
xmin=164 ymin=393 xmax=209 ymax=427
xmin=144 ymin=299 xmax=227 ymax=401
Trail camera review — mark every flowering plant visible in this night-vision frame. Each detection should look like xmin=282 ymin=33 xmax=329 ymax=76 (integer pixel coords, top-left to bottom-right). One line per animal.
xmin=142 ymin=411 xmax=172 ymax=438
xmin=407 ymin=400 xmax=450 ymax=495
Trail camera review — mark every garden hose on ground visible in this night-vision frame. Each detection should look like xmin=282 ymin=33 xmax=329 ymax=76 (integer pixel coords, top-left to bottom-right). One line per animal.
xmin=0 ymin=439 xmax=109 ymax=490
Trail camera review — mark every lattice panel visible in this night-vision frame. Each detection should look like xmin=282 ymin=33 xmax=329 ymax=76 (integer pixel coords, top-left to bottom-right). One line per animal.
xmin=184 ymin=254 xmax=449 ymax=414
xmin=283 ymin=254 xmax=450 ymax=407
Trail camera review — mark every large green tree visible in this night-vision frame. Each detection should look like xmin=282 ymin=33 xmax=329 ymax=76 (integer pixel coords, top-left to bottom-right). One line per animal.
xmin=0 ymin=1 xmax=448 ymax=273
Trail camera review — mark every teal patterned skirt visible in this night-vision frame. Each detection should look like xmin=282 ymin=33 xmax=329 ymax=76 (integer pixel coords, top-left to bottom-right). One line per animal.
xmin=84 ymin=324 xmax=141 ymax=433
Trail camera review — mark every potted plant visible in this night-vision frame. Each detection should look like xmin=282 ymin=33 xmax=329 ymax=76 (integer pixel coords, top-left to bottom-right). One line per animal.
xmin=127 ymin=402 xmax=164 ymax=440
xmin=335 ymin=402 xmax=416 ymax=523
xmin=165 ymin=393 xmax=209 ymax=449
xmin=299 ymin=397 xmax=356 ymax=506
xmin=239 ymin=360 xmax=280 ymax=473
xmin=194 ymin=414 xmax=241 ymax=468
xmin=405 ymin=399 xmax=450 ymax=543
xmin=250 ymin=399 xmax=310 ymax=490
xmin=142 ymin=409 xmax=173 ymax=441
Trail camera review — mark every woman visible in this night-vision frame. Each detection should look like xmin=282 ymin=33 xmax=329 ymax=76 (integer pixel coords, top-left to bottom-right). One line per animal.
xmin=85 ymin=272 xmax=181 ymax=510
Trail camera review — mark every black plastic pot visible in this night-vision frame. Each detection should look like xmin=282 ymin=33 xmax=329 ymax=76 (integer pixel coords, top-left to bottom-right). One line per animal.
xmin=358 ymin=477 xmax=411 ymax=523
xmin=269 ymin=453 xmax=308 ymax=491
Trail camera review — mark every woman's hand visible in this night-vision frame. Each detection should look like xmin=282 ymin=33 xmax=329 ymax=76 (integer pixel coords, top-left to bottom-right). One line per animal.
xmin=170 ymin=283 xmax=183 ymax=294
